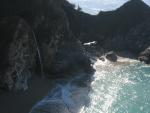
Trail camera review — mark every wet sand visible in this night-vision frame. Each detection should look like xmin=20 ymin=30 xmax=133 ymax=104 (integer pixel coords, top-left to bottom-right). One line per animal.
xmin=0 ymin=75 xmax=54 ymax=113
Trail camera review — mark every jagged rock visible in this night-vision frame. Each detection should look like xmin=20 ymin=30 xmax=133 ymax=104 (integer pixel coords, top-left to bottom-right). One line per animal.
xmin=138 ymin=47 xmax=150 ymax=64
xmin=105 ymin=51 xmax=117 ymax=62
xmin=0 ymin=17 xmax=36 ymax=90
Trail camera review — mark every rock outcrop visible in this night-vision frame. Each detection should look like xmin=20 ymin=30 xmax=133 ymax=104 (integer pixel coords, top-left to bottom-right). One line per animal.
xmin=138 ymin=47 xmax=150 ymax=64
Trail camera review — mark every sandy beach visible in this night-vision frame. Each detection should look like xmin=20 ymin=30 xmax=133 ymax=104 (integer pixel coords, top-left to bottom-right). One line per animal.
xmin=0 ymin=75 xmax=54 ymax=113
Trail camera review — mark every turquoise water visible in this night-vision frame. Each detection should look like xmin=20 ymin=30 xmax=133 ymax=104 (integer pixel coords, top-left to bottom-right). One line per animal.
xmin=30 ymin=58 xmax=150 ymax=113
xmin=80 ymin=59 xmax=150 ymax=113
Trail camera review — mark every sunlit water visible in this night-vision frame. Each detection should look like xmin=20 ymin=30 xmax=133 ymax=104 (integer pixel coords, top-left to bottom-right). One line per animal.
xmin=30 ymin=58 xmax=150 ymax=113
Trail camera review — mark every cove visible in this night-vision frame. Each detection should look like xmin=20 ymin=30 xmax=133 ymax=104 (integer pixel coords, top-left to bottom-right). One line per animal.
xmin=29 ymin=57 xmax=150 ymax=113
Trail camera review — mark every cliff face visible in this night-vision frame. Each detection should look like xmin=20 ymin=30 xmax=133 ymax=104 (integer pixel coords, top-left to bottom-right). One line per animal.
xmin=0 ymin=0 xmax=91 ymax=90
xmin=0 ymin=17 xmax=36 ymax=90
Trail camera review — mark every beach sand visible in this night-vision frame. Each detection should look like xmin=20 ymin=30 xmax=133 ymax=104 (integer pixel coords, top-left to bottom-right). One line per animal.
xmin=0 ymin=75 xmax=54 ymax=113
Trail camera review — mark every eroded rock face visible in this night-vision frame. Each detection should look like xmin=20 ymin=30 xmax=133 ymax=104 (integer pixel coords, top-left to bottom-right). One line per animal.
xmin=0 ymin=17 xmax=36 ymax=90
xmin=138 ymin=47 xmax=150 ymax=64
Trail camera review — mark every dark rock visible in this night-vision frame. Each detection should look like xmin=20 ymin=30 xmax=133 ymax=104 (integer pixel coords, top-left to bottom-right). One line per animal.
xmin=105 ymin=51 xmax=117 ymax=62
xmin=99 ymin=57 xmax=105 ymax=61
xmin=140 ymin=47 xmax=150 ymax=56
xmin=138 ymin=56 xmax=149 ymax=64
xmin=138 ymin=47 xmax=150 ymax=64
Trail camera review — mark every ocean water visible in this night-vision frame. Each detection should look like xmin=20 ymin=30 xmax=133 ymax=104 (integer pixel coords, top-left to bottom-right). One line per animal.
xmin=30 ymin=58 xmax=150 ymax=113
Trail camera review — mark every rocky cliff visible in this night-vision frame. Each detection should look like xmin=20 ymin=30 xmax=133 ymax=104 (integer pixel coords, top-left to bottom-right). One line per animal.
xmin=0 ymin=0 xmax=150 ymax=91
xmin=0 ymin=0 xmax=92 ymax=91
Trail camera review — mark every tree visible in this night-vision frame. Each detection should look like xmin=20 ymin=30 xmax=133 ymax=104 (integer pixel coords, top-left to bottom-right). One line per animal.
xmin=77 ymin=5 xmax=82 ymax=11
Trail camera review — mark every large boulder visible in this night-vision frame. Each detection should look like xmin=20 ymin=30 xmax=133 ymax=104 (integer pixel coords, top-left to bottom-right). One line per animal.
xmin=105 ymin=51 xmax=117 ymax=62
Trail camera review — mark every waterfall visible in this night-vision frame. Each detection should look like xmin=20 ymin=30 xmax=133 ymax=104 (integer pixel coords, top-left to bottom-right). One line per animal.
xmin=32 ymin=30 xmax=44 ymax=76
